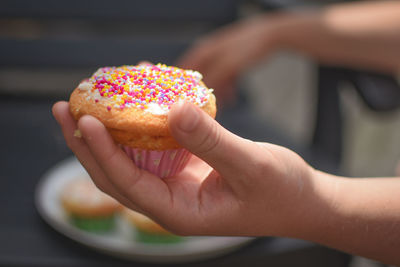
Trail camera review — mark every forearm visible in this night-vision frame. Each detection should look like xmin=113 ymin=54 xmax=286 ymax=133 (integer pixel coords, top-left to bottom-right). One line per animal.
xmin=298 ymin=170 xmax=400 ymax=265
xmin=270 ymin=1 xmax=400 ymax=73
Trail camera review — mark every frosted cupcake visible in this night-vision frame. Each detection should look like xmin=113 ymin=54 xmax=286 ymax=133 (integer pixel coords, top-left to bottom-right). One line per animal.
xmin=60 ymin=179 xmax=121 ymax=232
xmin=122 ymin=207 xmax=183 ymax=244
xmin=69 ymin=63 xmax=216 ymax=178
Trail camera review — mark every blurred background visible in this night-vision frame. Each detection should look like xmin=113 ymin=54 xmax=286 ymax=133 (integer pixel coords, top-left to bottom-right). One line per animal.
xmin=0 ymin=0 xmax=399 ymax=266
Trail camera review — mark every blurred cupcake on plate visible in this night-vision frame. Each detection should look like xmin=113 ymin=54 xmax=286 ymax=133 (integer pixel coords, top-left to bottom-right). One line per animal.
xmin=122 ymin=207 xmax=183 ymax=244
xmin=60 ymin=178 xmax=121 ymax=232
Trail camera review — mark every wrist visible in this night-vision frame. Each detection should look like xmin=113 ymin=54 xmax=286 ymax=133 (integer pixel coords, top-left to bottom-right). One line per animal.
xmin=264 ymin=11 xmax=322 ymax=53
xmin=264 ymin=150 xmax=327 ymax=238
xmin=282 ymin=167 xmax=340 ymax=239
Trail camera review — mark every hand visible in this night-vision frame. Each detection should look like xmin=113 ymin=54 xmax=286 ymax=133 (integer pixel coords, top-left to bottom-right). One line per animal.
xmin=177 ymin=14 xmax=283 ymax=105
xmin=52 ymin=101 xmax=315 ymax=236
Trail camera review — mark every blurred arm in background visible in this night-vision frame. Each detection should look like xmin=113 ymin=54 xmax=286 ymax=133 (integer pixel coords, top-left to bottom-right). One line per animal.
xmin=396 ymin=160 xmax=400 ymax=176
xmin=178 ymin=0 xmax=400 ymax=103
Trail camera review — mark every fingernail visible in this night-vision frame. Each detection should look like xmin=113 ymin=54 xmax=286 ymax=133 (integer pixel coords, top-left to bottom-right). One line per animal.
xmin=177 ymin=102 xmax=199 ymax=132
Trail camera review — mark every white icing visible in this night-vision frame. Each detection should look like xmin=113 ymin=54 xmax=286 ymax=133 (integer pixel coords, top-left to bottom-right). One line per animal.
xmin=78 ymin=81 xmax=93 ymax=91
xmin=145 ymin=103 xmax=169 ymax=115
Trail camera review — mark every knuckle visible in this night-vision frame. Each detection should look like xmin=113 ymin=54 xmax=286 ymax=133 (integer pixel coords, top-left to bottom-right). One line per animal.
xmin=106 ymin=146 xmax=120 ymax=164
xmin=246 ymin=142 xmax=274 ymax=177
xmin=124 ymin=170 xmax=144 ymax=195
xmin=251 ymin=159 xmax=272 ymax=178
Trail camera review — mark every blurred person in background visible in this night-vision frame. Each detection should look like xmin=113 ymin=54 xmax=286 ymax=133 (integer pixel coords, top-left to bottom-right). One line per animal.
xmin=52 ymin=0 xmax=400 ymax=265
xmin=177 ymin=0 xmax=400 ymax=105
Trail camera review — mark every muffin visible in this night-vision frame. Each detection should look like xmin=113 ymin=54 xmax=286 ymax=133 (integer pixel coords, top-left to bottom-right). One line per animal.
xmin=69 ymin=63 xmax=216 ymax=178
xmin=60 ymin=178 xmax=121 ymax=232
xmin=121 ymin=207 xmax=182 ymax=244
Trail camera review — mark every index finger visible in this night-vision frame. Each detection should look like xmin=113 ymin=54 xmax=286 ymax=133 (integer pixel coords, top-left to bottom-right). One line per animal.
xmin=77 ymin=115 xmax=173 ymax=215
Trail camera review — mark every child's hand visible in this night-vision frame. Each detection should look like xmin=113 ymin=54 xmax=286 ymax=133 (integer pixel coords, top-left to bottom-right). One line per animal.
xmin=52 ymin=101 xmax=314 ymax=236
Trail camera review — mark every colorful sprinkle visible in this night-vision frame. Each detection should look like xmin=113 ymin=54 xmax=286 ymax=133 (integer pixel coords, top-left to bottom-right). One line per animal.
xmin=81 ymin=63 xmax=211 ymax=113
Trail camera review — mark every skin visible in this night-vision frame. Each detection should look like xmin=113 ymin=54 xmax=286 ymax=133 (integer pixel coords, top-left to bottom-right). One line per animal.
xmin=177 ymin=0 xmax=400 ymax=104
xmin=53 ymin=101 xmax=400 ymax=265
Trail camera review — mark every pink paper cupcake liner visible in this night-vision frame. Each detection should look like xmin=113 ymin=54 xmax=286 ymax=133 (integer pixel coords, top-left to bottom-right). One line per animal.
xmin=122 ymin=147 xmax=191 ymax=178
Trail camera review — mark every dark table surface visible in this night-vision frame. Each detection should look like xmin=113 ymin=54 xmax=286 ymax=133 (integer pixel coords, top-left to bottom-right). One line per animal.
xmin=0 ymin=95 xmax=350 ymax=267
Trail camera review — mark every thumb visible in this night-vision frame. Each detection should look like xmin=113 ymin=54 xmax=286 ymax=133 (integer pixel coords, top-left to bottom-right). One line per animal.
xmin=168 ymin=101 xmax=252 ymax=176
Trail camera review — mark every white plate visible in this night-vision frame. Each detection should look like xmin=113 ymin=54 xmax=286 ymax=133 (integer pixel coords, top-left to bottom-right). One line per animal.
xmin=35 ymin=157 xmax=254 ymax=263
